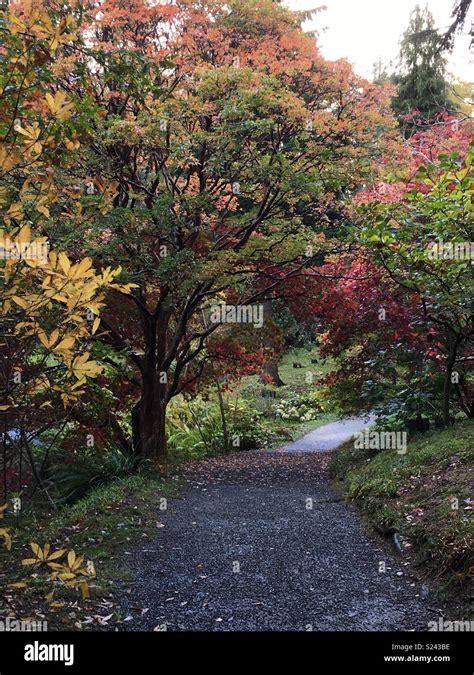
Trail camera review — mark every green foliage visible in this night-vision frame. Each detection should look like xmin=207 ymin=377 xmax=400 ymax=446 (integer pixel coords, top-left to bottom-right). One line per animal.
xmin=273 ymin=306 xmax=318 ymax=348
xmin=47 ymin=447 xmax=141 ymax=504
xmin=392 ymin=5 xmax=456 ymax=133
xmin=273 ymin=391 xmax=322 ymax=422
xmin=167 ymin=396 xmax=285 ymax=459
xmin=367 ymin=377 xmax=441 ymax=430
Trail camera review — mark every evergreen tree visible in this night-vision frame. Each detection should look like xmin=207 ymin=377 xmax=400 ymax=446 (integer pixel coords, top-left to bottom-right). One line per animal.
xmin=392 ymin=5 xmax=457 ymax=135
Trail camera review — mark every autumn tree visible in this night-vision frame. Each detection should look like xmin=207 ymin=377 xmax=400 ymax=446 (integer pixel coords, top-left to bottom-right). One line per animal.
xmin=305 ymin=258 xmax=436 ymax=417
xmin=299 ymin=120 xmax=473 ymax=427
xmin=358 ymin=148 xmax=473 ymax=426
xmin=38 ymin=0 xmax=400 ymax=459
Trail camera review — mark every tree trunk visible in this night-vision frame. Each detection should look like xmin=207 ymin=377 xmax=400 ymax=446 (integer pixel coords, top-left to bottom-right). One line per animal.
xmin=454 ymin=371 xmax=474 ymax=418
xmin=442 ymin=341 xmax=457 ymax=428
xmin=131 ymin=311 xmax=170 ymax=460
xmin=132 ymin=372 xmax=168 ymax=459
xmin=260 ymin=300 xmax=285 ymax=387
xmin=215 ymin=377 xmax=229 ymax=450
xmin=260 ymin=360 xmax=285 ymax=387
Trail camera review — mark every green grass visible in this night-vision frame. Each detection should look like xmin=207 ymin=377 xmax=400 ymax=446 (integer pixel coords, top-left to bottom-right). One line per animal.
xmin=236 ymin=345 xmax=338 ymax=441
xmin=238 ymin=345 xmax=335 ymax=392
xmin=330 ymin=419 xmax=474 ymax=606
xmin=277 ymin=346 xmax=335 ymax=389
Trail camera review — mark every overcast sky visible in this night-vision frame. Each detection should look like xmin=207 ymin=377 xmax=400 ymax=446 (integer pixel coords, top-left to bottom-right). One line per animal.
xmin=287 ymin=0 xmax=473 ymax=82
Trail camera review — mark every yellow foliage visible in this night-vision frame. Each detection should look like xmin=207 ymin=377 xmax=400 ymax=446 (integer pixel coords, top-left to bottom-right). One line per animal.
xmin=0 ymin=529 xmax=12 ymax=551
xmin=15 ymin=122 xmax=43 ymax=156
xmin=45 ymin=91 xmax=74 ymax=120
xmin=1 ymin=226 xmax=135 ymax=407
xmin=19 ymin=541 xmax=96 ymax=603
xmin=0 ymin=505 xmax=12 ymax=550
xmin=22 ymin=542 xmax=67 ymax=567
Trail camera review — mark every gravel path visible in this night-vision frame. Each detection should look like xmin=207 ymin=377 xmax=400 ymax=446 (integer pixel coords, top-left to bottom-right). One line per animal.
xmin=117 ymin=418 xmax=433 ymax=631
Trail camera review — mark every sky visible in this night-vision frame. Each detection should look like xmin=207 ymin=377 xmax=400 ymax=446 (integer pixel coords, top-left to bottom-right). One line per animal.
xmin=287 ymin=0 xmax=473 ymax=82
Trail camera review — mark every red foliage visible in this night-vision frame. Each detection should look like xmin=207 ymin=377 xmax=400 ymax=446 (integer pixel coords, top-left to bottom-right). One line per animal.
xmin=355 ymin=113 xmax=474 ymax=205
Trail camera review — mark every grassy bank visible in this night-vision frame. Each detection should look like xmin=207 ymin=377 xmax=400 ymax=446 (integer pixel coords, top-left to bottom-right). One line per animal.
xmin=330 ymin=420 xmax=473 ymax=612
xmin=0 ymin=473 xmax=179 ymax=629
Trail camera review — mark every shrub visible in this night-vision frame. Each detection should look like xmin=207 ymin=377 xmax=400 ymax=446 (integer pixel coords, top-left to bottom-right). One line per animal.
xmin=273 ymin=391 xmax=322 ymax=422
xmin=167 ymin=396 xmax=286 ymax=459
xmin=46 ymin=447 xmax=141 ymax=504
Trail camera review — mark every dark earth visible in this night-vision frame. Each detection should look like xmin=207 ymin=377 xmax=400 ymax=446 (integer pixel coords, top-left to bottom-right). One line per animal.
xmin=116 ymin=418 xmax=436 ymax=631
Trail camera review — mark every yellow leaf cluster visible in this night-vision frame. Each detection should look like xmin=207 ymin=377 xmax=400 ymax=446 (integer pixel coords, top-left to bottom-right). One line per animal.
xmin=22 ymin=542 xmax=67 ymax=567
xmin=20 ymin=543 xmax=96 ymax=601
xmin=0 ymin=504 xmax=12 ymax=551
xmin=45 ymin=91 xmax=75 ymax=120
xmin=7 ymin=4 xmax=76 ymax=51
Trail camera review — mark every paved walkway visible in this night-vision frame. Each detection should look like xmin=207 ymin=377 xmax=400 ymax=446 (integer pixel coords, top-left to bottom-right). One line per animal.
xmin=274 ymin=415 xmax=376 ymax=453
